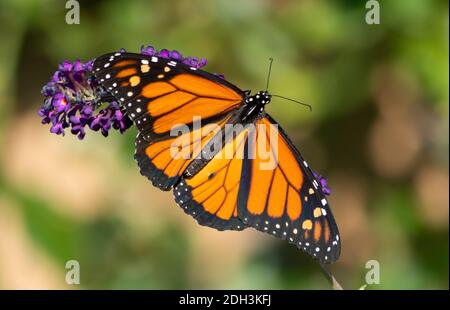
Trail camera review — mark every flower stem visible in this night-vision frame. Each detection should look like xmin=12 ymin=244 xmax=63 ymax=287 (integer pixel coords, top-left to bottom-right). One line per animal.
xmin=319 ymin=262 xmax=344 ymax=290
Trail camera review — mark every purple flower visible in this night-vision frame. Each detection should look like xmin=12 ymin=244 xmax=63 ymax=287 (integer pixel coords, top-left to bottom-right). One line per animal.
xmin=198 ymin=58 xmax=208 ymax=68
xmin=157 ymin=49 xmax=170 ymax=58
xmin=140 ymin=45 xmax=156 ymax=56
xmin=39 ymin=59 xmax=132 ymax=139
xmin=58 ymin=60 xmax=73 ymax=72
xmin=72 ymin=60 xmax=83 ymax=72
xmin=139 ymin=44 xmax=209 ymax=70
xmin=313 ymin=172 xmax=331 ymax=196
xmin=170 ymin=50 xmax=182 ymax=60
xmin=39 ymin=44 xmax=210 ymax=140
xmin=52 ymin=93 xmax=69 ymax=113
xmin=50 ymin=122 xmax=65 ymax=135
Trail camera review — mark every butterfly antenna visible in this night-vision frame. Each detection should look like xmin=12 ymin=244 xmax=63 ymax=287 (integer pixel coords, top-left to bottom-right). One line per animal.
xmin=265 ymin=58 xmax=274 ymax=92
xmin=264 ymin=58 xmax=312 ymax=112
xmin=271 ymin=94 xmax=313 ymax=112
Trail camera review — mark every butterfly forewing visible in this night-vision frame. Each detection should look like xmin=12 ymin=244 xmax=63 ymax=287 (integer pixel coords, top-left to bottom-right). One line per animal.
xmin=93 ymin=52 xmax=244 ymax=141
xmin=94 ymin=52 xmax=246 ymax=190
xmin=237 ymin=115 xmax=341 ymax=263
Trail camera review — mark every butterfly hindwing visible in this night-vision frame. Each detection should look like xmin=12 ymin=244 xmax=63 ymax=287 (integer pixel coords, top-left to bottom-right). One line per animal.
xmin=173 ymin=122 xmax=250 ymax=231
xmin=134 ymin=113 xmax=232 ymax=190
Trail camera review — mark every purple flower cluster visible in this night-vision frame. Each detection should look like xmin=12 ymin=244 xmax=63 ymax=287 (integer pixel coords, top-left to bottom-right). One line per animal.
xmin=313 ymin=172 xmax=331 ymax=196
xmin=140 ymin=45 xmax=208 ymax=69
xmin=39 ymin=44 xmax=212 ymax=140
xmin=39 ymin=59 xmax=132 ymax=139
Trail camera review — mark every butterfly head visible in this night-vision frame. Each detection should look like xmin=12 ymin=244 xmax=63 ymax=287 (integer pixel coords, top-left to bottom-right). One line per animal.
xmin=245 ymin=91 xmax=271 ymax=107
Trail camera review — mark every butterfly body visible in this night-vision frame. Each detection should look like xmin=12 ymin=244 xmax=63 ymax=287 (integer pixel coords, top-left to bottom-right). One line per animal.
xmin=93 ymin=51 xmax=341 ymax=264
xmin=240 ymin=91 xmax=271 ymax=122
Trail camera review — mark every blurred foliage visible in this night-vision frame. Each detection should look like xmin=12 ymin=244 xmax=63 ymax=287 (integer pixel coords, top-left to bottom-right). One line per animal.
xmin=0 ymin=0 xmax=448 ymax=289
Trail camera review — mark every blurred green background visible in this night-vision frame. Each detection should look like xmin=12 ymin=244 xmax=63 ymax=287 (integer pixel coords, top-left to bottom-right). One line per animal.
xmin=0 ymin=0 xmax=448 ymax=289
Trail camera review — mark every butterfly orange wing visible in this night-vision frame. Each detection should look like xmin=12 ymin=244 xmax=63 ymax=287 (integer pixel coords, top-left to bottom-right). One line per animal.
xmin=237 ymin=116 xmax=341 ymax=263
xmin=94 ymin=52 xmax=245 ymax=190
xmin=173 ymin=125 xmax=250 ymax=230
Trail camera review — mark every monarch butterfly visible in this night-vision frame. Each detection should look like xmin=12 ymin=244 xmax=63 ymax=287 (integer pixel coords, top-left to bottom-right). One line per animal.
xmin=93 ymin=50 xmax=341 ymax=263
